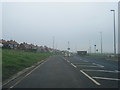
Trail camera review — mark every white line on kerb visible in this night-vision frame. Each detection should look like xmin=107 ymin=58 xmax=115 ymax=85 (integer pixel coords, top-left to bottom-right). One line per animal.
xmin=71 ymin=63 xmax=77 ymax=68
xmin=93 ymin=77 xmax=120 ymax=81
xmin=9 ymin=59 xmax=48 ymax=88
xmin=80 ymin=70 xmax=101 ymax=85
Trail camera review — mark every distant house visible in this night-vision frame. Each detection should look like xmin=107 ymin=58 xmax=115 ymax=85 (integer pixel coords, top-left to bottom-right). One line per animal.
xmin=0 ymin=40 xmax=3 ymax=48
xmin=0 ymin=39 xmax=10 ymax=49
xmin=7 ymin=40 xmax=19 ymax=49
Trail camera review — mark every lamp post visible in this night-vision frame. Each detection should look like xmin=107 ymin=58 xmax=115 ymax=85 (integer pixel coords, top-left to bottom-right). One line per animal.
xmin=100 ymin=32 xmax=103 ymax=54
xmin=110 ymin=10 xmax=116 ymax=56
xmin=94 ymin=45 xmax=96 ymax=54
xmin=53 ymin=36 xmax=55 ymax=53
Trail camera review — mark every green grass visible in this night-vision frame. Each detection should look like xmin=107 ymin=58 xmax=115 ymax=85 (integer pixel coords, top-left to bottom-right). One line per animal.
xmin=2 ymin=49 xmax=53 ymax=81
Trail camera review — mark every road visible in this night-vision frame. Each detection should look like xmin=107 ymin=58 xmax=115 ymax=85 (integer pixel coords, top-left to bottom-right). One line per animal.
xmin=3 ymin=55 xmax=120 ymax=88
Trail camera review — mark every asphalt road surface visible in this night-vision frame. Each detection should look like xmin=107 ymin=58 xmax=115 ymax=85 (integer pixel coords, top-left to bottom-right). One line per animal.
xmin=3 ymin=55 xmax=120 ymax=88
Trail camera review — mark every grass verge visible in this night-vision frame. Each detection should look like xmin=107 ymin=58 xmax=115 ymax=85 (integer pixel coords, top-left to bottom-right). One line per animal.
xmin=2 ymin=49 xmax=53 ymax=81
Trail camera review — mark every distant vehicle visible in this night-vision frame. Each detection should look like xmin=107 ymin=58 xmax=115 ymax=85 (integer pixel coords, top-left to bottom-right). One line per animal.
xmin=64 ymin=53 xmax=68 ymax=57
xmin=64 ymin=53 xmax=71 ymax=57
xmin=77 ymin=51 xmax=87 ymax=55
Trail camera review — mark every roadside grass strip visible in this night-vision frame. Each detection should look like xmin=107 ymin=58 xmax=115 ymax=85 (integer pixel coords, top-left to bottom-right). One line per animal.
xmin=80 ymin=70 xmax=101 ymax=85
xmin=92 ymin=77 xmax=120 ymax=81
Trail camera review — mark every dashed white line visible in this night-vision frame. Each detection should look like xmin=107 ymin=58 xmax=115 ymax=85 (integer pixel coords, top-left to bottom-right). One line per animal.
xmin=93 ymin=77 xmax=120 ymax=81
xmin=80 ymin=70 xmax=101 ymax=85
xmin=67 ymin=60 xmax=70 ymax=63
xmin=71 ymin=63 xmax=77 ymax=68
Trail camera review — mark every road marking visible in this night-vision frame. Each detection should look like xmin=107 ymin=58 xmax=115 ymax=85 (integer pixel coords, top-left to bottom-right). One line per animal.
xmin=115 ymin=70 xmax=120 ymax=72
xmin=78 ymin=65 xmax=102 ymax=67
xmin=71 ymin=63 xmax=77 ymax=68
xmin=83 ymin=60 xmax=89 ymax=62
xmin=92 ymin=63 xmax=104 ymax=67
xmin=67 ymin=60 xmax=70 ymax=63
xmin=9 ymin=59 xmax=49 ymax=88
xmin=82 ymin=69 xmax=119 ymax=73
xmin=93 ymin=77 xmax=120 ymax=81
xmin=80 ymin=70 xmax=101 ymax=85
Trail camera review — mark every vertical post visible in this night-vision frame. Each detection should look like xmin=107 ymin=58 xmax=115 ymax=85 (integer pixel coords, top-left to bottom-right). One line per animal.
xmin=53 ymin=36 xmax=55 ymax=53
xmin=100 ymin=32 xmax=103 ymax=54
xmin=94 ymin=45 xmax=96 ymax=54
xmin=110 ymin=10 xmax=116 ymax=56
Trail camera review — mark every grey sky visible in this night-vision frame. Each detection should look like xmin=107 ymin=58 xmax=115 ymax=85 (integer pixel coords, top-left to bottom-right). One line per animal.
xmin=2 ymin=2 xmax=118 ymax=53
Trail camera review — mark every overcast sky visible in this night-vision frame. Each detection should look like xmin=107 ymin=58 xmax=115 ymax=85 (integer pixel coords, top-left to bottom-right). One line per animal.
xmin=1 ymin=2 xmax=118 ymax=53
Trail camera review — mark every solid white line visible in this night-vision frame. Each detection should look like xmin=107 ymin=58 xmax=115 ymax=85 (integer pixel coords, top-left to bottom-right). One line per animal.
xmin=82 ymin=69 xmax=119 ymax=73
xmin=9 ymin=59 xmax=48 ymax=88
xmin=80 ymin=70 xmax=101 ymax=85
xmin=83 ymin=60 xmax=89 ymax=62
xmin=79 ymin=65 xmax=102 ymax=67
xmin=92 ymin=63 xmax=104 ymax=67
xmin=71 ymin=63 xmax=77 ymax=68
xmin=93 ymin=77 xmax=120 ymax=81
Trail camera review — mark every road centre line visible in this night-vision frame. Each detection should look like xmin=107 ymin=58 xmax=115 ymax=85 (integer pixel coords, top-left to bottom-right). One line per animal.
xmin=67 ymin=60 xmax=70 ymax=63
xmin=80 ymin=70 xmax=101 ymax=85
xmin=82 ymin=69 xmax=119 ymax=73
xmin=92 ymin=77 xmax=120 ymax=81
xmin=9 ymin=59 xmax=48 ymax=88
xmin=71 ymin=63 xmax=77 ymax=68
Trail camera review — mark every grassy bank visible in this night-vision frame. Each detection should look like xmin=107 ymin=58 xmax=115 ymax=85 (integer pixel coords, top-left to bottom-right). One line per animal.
xmin=2 ymin=49 xmax=53 ymax=81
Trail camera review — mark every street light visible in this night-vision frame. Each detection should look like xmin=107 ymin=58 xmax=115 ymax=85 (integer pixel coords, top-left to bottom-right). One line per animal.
xmin=94 ymin=45 xmax=96 ymax=54
xmin=110 ymin=10 xmax=116 ymax=56
xmin=100 ymin=32 xmax=103 ymax=54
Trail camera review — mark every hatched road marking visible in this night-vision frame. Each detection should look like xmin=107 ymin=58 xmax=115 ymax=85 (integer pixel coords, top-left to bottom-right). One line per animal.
xmin=80 ymin=70 xmax=101 ymax=85
xmin=82 ymin=69 xmax=120 ymax=73
xmin=92 ymin=77 xmax=120 ymax=81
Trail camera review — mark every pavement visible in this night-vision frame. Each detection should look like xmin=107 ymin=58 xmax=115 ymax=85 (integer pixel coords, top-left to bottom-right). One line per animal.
xmin=2 ymin=55 xmax=120 ymax=88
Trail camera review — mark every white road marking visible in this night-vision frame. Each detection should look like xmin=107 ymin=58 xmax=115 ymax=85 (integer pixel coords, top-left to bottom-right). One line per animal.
xmin=78 ymin=65 xmax=102 ymax=68
xmin=9 ymin=59 xmax=48 ymax=88
xmin=115 ymin=70 xmax=120 ymax=72
xmin=92 ymin=63 xmax=104 ymax=67
xmin=67 ymin=60 xmax=70 ymax=63
xmin=82 ymin=69 xmax=119 ymax=73
xmin=93 ymin=77 xmax=120 ymax=81
xmin=80 ymin=70 xmax=101 ymax=85
xmin=83 ymin=60 xmax=89 ymax=62
xmin=71 ymin=63 xmax=77 ymax=68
